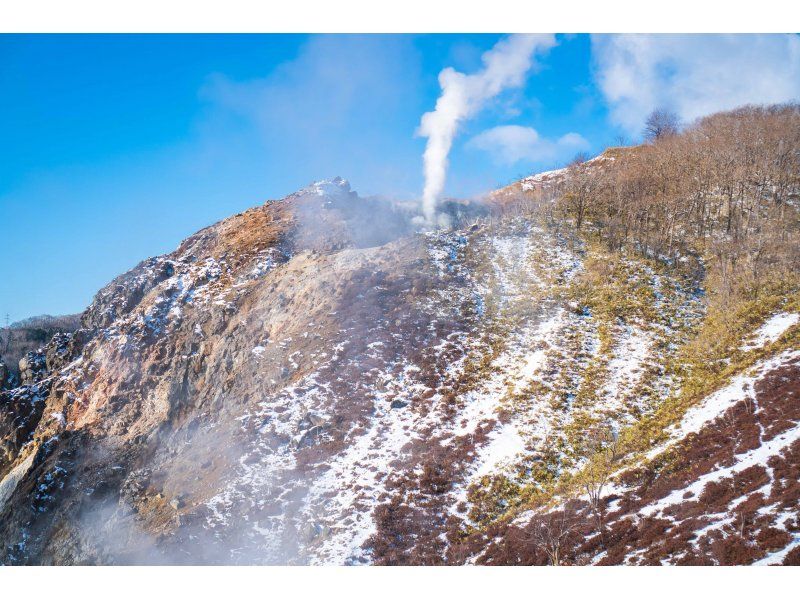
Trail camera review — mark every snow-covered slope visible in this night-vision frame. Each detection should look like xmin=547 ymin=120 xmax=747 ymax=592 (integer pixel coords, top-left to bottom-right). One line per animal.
xmin=0 ymin=174 xmax=797 ymax=566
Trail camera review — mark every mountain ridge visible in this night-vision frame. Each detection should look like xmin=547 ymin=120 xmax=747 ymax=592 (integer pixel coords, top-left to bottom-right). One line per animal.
xmin=1 ymin=105 xmax=798 ymax=565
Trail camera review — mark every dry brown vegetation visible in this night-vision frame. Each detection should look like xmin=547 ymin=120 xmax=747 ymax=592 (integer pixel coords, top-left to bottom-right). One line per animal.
xmin=555 ymin=104 xmax=800 ymax=296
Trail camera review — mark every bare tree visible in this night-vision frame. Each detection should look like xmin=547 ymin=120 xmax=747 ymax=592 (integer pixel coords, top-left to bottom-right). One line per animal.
xmin=644 ymin=108 xmax=679 ymax=141
xmin=569 ymin=152 xmax=590 ymax=167
xmin=561 ymin=153 xmax=603 ymax=231
xmin=524 ymin=500 xmax=581 ymax=565
xmin=580 ymin=425 xmax=621 ymax=547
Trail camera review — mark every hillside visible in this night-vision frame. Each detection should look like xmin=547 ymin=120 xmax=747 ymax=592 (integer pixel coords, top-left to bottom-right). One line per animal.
xmin=0 ymin=106 xmax=798 ymax=565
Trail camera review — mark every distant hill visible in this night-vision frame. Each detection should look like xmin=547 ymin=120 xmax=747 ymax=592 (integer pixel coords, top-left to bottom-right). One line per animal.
xmin=8 ymin=314 xmax=81 ymax=330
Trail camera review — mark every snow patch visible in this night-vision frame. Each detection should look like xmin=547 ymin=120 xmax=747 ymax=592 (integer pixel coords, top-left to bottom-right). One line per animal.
xmin=743 ymin=313 xmax=799 ymax=351
xmin=640 ymin=421 xmax=800 ymax=518
xmin=470 ymin=423 xmax=527 ymax=481
xmin=647 ymin=349 xmax=800 ymax=461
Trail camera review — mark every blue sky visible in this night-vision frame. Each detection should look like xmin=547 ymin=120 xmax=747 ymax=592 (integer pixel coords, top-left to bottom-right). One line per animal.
xmin=2 ymin=34 xmax=799 ymax=321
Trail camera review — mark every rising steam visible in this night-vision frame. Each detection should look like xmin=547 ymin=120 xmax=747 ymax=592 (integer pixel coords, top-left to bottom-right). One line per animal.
xmin=417 ymin=34 xmax=557 ymax=227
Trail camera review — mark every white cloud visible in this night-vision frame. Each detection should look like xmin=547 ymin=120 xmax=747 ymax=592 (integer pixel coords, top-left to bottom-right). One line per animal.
xmin=467 ymin=125 xmax=589 ymax=165
xmin=592 ymin=34 xmax=800 ymax=135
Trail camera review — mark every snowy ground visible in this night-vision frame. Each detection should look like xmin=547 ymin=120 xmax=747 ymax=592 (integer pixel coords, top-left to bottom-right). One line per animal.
xmin=742 ymin=312 xmax=799 ymax=352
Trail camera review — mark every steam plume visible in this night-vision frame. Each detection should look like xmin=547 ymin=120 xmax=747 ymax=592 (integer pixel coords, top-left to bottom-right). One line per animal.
xmin=417 ymin=34 xmax=557 ymax=226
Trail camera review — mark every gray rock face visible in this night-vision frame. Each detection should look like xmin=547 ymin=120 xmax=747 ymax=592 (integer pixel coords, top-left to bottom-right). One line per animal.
xmin=45 ymin=332 xmax=75 ymax=372
xmin=81 ymin=258 xmax=177 ymax=330
xmin=0 ymin=180 xmax=450 ymax=564
xmin=18 ymin=351 xmax=47 ymax=385
xmin=0 ymin=381 xmax=50 ymax=479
